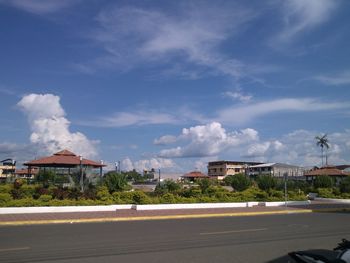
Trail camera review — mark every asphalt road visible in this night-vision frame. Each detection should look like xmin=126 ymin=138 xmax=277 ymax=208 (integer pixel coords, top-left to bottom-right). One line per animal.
xmin=0 ymin=212 xmax=349 ymax=263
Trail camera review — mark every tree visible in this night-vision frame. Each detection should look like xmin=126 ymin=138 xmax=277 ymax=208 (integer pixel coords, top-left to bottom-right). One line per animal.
xmin=227 ymin=174 xmax=251 ymax=192
xmin=36 ymin=170 xmax=55 ymax=188
xmin=103 ymin=172 xmax=128 ymax=193
xmin=315 ymin=134 xmax=330 ymax=166
xmin=256 ymin=175 xmax=277 ymax=191
xmin=197 ymin=178 xmax=211 ymax=194
xmin=314 ymin=175 xmax=333 ymax=189
xmin=340 ymin=177 xmax=350 ymax=193
xmin=154 ymin=179 xmax=181 ymax=195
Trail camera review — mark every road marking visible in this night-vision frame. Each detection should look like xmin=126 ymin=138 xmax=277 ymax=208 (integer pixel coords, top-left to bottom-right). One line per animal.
xmin=200 ymin=228 xmax=267 ymax=236
xmin=0 ymin=209 xmax=315 ymax=226
xmin=0 ymin=247 xmax=30 ymax=252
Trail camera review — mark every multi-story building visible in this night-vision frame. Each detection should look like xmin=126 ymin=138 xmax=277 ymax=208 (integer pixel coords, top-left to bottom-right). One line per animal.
xmin=207 ymin=161 xmax=261 ymax=180
xmin=0 ymin=158 xmax=16 ymax=181
xmin=248 ymin=163 xmax=304 ymax=178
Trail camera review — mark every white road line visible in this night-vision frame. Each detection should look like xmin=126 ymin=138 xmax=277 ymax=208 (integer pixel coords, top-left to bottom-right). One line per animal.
xmin=0 ymin=246 xmax=30 ymax=252
xmin=200 ymin=228 xmax=268 ymax=236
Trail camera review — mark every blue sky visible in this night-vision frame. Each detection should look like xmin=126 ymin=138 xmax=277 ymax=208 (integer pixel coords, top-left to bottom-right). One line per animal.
xmin=0 ymin=0 xmax=350 ymax=172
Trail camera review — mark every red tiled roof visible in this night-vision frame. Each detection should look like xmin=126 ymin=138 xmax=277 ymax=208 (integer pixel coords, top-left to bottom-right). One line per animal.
xmin=24 ymin=149 xmax=105 ymax=168
xmin=305 ymin=167 xmax=350 ymax=177
xmin=182 ymin=171 xmax=209 ymax=178
xmin=15 ymin=167 xmax=39 ymax=175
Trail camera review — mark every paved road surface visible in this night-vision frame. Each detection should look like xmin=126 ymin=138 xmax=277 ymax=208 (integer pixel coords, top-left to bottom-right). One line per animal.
xmin=1 ymin=212 xmax=349 ymax=263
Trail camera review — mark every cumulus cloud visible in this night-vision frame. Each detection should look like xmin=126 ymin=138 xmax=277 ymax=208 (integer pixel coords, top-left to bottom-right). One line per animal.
xmin=0 ymin=0 xmax=79 ymax=14
xmin=158 ymin=122 xmax=259 ymax=158
xmin=275 ymin=0 xmax=338 ymax=43
xmin=154 ymin=135 xmax=178 ymax=145
xmin=121 ymin=157 xmax=175 ymax=172
xmin=17 ymin=94 xmax=98 ymax=158
xmin=253 ymin=130 xmax=350 ymax=166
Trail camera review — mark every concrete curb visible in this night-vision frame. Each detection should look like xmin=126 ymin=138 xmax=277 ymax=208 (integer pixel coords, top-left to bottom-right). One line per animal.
xmin=314 ymin=198 xmax=350 ymax=204
xmin=0 ymin=201 xmax=311 ymax=214
xmin=0 ymin=209 xmax=315 ymax=226
xmin=0 ymin=205 xmax=134 ymax=214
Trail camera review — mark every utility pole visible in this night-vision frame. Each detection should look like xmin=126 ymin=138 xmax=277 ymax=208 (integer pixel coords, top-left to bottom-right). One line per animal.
xmin=79 ymin=156 xmax=84 ymax=192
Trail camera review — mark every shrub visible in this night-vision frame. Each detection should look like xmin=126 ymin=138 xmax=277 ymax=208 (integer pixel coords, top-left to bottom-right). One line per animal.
xmin=181 ymin=188 xmax=202 ymax=198
xmin=96 ymin=186 xmax=112 ymax=201
xmin=10 ymin=188 xmax=24 ymax=199
xmin=131 ymin=191 xmax=152 ymax=204
xmin=197 ymin=178 xmax=212 ymax=194
xmin=314 ymin=175 xmax=333 ymax=189
xmin=0 ymin=193 xmax=12 ymax=206
xmin=0 ymin=184 xmax=11 ymax=194
xmin=52 ymin=187 xmax=70 ymax=200
xmin=21 ymin=184 xmax=37 ymax=198
xmin=160 ymin=193 xmax=177 ymax=204
xmin=228 ymin=174 xmax=251 ymax=192
xmin=256 ymin=175 xmax=277 ymax=191
xmin=38 ymin=194 xmax=52 ymax=202
xmin=317 ymin=188 xmax=335 ymax=198
xmin=340 ymin=177 xmax=350 ymax=193
xmin=36 ymin=170 xmax=56 ymax=188
xmin=103 ymin=172 xmax=128 ymax=193
xmin=119 ymin=192 xmax=135 ymax=204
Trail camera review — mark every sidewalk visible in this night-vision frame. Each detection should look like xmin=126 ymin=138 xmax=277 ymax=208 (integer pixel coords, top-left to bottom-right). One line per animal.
xmin=0 ymin=201 xmax=349 ymax=226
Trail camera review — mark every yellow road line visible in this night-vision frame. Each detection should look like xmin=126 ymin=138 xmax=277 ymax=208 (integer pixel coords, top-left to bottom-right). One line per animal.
xmin=200 ymin=228 xmax=267 ymax=235
xmin=0 ymin=209 xmax=314 ymax=226
xmin=0 ymin=246 xmax=30 ymax=252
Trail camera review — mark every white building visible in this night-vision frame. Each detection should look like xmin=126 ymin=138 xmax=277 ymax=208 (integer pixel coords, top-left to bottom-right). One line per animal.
xmin=248 ymin=163 xmax=304 ymax=178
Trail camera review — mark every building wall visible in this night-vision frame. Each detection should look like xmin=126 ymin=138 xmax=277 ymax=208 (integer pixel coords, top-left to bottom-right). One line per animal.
xmin=0 ymin=164 xmax=16 ymax=178
xmin=208 ymin=162 xmax=250 ymax=179
xmin=248 ymin=165 xmax=303 ymax=178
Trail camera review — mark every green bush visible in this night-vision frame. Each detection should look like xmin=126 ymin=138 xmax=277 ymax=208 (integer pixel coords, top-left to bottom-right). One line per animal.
xmin=0 ymin=193 xmax=12 ymax=206
xmin=8 ymin=198 xmax=37 ymax=207
xmin=0 ymin=184 xmax=11 ymax=194
xmin=256 ymin=175 xmax=277 ymax=191
xmin=160 ymin=193 xmax=177 ymax=204
xmin=103 ymin=172 xmax=129 ymax=193
xmin=314 ymin=175 xmax=333 ymax=189
xmin=181 ymin=188 xmax=202 ymax=198
xmin=227 ymin=174 xmax=251 ymax=192
xmin=119 ymin=192 xmax=135 ymax=204
xmin=340 ymin=177 xmax=350 ymax=193
xmin=21 ymin=184 xmax=37 ymax=198
xmin=38 ymin=194 xmax=52 ymax=202
xmin=96 ymin=186 xmax=112 ymax=201
xmin=35 ymin=170 xmax=56 ymax=188
xmin=132 ymin=191 xmax=152 ymax=204
xmin=197 ymin=178 xmax=212 ymax=194
xmin=317 ymin=188 xmax=335 ymax=198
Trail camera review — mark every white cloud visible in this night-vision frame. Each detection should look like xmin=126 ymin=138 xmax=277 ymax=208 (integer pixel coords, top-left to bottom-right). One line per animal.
xmin=275 ymin=0 xmax=338 ymax=43
xmin=223 ymin=90 xmax=252 ymax=103
xmin=216 ymin=98 xmax=349 ymax=126
xmin=82 ymin=4 xmax=258 ymax=79
xmin=315 ymin=70 xmax=350 ymax=85
xmin=78 ymin=97 xmax=349 ymax=129
xmin=80 ymin=110 xmax=181 ymax=127
xmin=158 ymin=122 xmax=259 ymax=158
xmin=154 ymin=135 xmax=178 ymax=145
xmin=17 ymin=94 xmax=98 ymax=158
xmin=254 ymin=130 xmax=350 ymax=166
xmin=1 ymin=0 xmax=78 ymax=14
xmin=121 ymin=157 xmax=175 ymax=172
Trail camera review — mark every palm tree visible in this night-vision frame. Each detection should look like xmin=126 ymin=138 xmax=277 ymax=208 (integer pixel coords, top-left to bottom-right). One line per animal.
xmin=315 ymin=134 xmax=330 ymax=167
